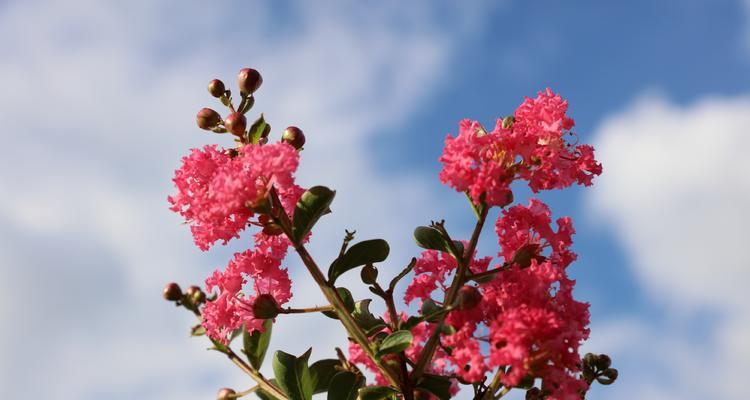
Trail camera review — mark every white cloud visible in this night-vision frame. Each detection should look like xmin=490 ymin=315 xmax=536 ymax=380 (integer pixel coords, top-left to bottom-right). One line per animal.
xmin=588 ymin=93 xmax=750 ymax=399
xmin=0 ymin=1 xmax=495 ymax=399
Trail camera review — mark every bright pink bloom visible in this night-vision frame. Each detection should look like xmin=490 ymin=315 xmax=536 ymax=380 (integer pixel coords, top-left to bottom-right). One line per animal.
xmin=169 ymin=142 xmax=300 ymax=250
xmin=202 ymin=232 xmax=293 ymax=343
xmin=438 ymin=89 xmax=602 ymax=206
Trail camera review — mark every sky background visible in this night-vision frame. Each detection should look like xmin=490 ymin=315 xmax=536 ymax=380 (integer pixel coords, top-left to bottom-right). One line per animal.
xmin=1 ymin=1 xmax=749 ymax=399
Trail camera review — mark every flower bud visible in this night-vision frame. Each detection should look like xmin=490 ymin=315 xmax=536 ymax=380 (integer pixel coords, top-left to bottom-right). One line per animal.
xmin=596 ymin=368 xmax=618 ymax=385
xmin=282 ymin=126 xmax=306 ymax=150
xmin=216 ymin=388 xmax=236 ymax=400
xmin=252 ymin=293 xmax=280 ymax=319
xmin=208 ymin=79 xmax=226 ymax=98
xmin=456 ymin=285 xmax=482 ymax=310
xmin=525 ymin=388 xmax=542 ymax=400
xmin=224 ymin=112 xmax=247 ymax=136
xmin=594 ymin=354 xmax=612 ymax=370
xmin=186 ymin=285 xmax=206 ymax=304
xmin=238 ymin=68 xmax=262 ymax=95
xmin=163 ymin=282 xmax=182 ymax=301
xmin=360 ymin=263 xmax=378 ymax=285
xmin=196 ymin=108 xmax=221 ymax=130
xmin=259 ymin=215 xmax=283 ymax=236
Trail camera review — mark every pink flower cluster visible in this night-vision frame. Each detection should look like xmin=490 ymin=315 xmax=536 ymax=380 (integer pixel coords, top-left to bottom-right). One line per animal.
xmin=168 ymin=142 xmax=300 ymax=251
xmin=202 ymin=232 xmax=294 ymax=343
xmin=395 ymin=199 xmax=589 ymax=399
xmin=169 ymin=142 xmax=303 ymax=342
xmin=439 ymin=89 xmax=602 ymax=206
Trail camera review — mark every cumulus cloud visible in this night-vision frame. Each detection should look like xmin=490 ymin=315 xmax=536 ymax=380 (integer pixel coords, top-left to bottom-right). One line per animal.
xmin=0 ymin=1 xmax=495 ymax=399
xmin=588 ymin=94 xmax=750 ymax=399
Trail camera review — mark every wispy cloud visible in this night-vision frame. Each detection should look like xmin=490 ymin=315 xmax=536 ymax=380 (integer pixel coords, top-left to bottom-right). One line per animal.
xmin=0 ymin=1 xmax=496 ymax=399
xmin=587 ymin=93 xmax=750 ymax=399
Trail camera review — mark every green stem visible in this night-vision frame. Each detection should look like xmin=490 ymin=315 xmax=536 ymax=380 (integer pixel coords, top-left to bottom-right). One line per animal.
xmin=224 ymin=347 xmax=288 ymax=400
xmin=267 ymin=188 xmax=402 ymax=389
xmin=411 ymin=205 xmax=489 ymax=382
xmin=280 ymin=304 xmax=335 ymax=314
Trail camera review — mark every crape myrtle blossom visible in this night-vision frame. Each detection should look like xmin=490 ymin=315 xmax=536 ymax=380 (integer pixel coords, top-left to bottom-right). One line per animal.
xmin=168 ymin=142 xmax=300 ymax=251
xmin=202 ymin=232 xmax=294 ymax=343
xmin=439 ymin=89 xmax=602 ymax=206
xmin=394 ymin=199 xmax=590 ymax=399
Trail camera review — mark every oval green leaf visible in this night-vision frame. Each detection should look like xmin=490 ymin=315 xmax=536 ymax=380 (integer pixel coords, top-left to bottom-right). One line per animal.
xmin=375 ymin=330 xmax=413 ymax=358
xmin=309 ymin=359 xmax=342 ymax=394
xmin=358 ymin=385 xmax=400 ymax=400
xmin=328 ymin=239 xmax=390 ymax=283
xmin=272 ymin=349 xmax=314 ymax=400
xmin=243 ymin=319 xmax=273 ymax=370
xmin=322 ymin=287 xmax=355 ymax=319
xmin=327 ymin=371 xmax=364 ymax=400
xmin=292 ymin=186 xmax=335 ymax=244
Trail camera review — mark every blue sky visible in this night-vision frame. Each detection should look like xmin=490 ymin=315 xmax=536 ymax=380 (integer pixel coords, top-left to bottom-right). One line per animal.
xmin=1 ymin=1 xmax=749 ymax=399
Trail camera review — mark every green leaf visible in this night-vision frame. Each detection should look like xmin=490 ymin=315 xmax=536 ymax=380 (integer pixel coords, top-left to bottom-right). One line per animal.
xmin=413 ymin=227 xmax=463 ymax=258
xmin=415 ymin=374 xmax=452 ymax=400
xmin=328 ymin=239 xmax=390 ymax=283
xmin=292 ymin=186 xmax=335 ymax=244
xmin=351 ymin=299 xmax=387 ymax=335
xmin=327 ymin=371 xmax=364 ymax=400
xmin=309 ymin=359 xmax=342 ymax=394
xmin=358 ymin=385 xmax=400 ymax=400
xmin=376 ymin=330 xmax=413 ymax=357
xmin=322 ymin=287 xmax=355 ymax=320
xmin=388 ymin=258 xmax=416 ymax=292
xmin=420 ymin=298 xmax=442 ymax=322
xmin=248 ymin=113 xmax=267 ymax=144
xmin=272 ymin=349 xmax=314 ymax=400
xmin=243 ymin=319 xmax=273 ymax=370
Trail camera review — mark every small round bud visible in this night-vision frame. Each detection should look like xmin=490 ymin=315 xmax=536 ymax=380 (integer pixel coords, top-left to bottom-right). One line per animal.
xmin=525 ymin=387 xmax=542 ymax=400
xmin=238 ymin=68 xmax=263 ymax=95
xmin=208 ymin=79 xmax=226 ymax=98
xmin=259 ymin=215 xmax=283 ymax=236
xmin=217 ymin=388 xmax=236 ymax=400
xmin=281 ymin=126 xmax=306 ymax=149
xmin=360 ymin=264 xmax=378 ymax=285
xmin=596 ymin=368 xmax=618 ymax=385
xmin=196 ymin=108 xmax=222 ymax=130
xmin=252 ymin=293 xmax=280 ymax=319
xmin=186 ymin=285 xmax=206 ymax=304
xmin=583 ymin=353 xmax=596 ymax=367
xmin=163 ymin=282 xmax=182 ymax=301
xmin=594 ymin=354 xmax=612 ymax=370
xmin=224 ymin=113 xmax=247 ymax=136
xmin=456 ymin=285 xmax=482 ymax=310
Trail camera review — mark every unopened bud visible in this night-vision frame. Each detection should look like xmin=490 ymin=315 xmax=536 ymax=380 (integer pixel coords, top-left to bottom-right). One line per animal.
xmin=238 ymin=68 xmax=262 ymax=95
xmin=594 ymin=354 xmax=612 ymax=370
xmin=196 ymin=108 xmax=222 ymax=130
xmin=525 ymin=388 xmax=541 ymax=400
xmin=163 ymin=282 xmax=182 ymax=301
xmin=282 ymin=126 xmax=306 ymax=149
xmin=252 ymin=293 xmax=280 ymax=319
xmin=217 ymin=388 xmax=236 ymax=400
xmin=208 ymin=79 xmax=226 ymax=98
xmin=456 ymin=285 xmax=482 ymax=310
xmin=186 ymin=285 xmax=206 ymax=304
xmin=259 ymin=215 xmax=283 ymax=236
xmin=360 ymin=263 xmax=378 ymax=285
xmin=224 ymin=113 xmax=247 ymax=136
xmin=596 ymin=368 xmax=618 ymax=385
